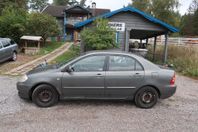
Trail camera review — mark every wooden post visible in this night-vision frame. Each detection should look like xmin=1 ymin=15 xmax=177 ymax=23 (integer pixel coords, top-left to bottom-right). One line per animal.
xmin=146 ymin=38 xmax=148 ymax=48
xmin=25 ymin=41 xmax=27 ymax=48
xmin=163 ymin=33 xmax=168 ymax=64
xmin=153 ymin=36 xmax=157 ymax=61
xmin=38 ymin=41 xmax=40 ymax=49
xmin=125 ymin=29 xmax=130 ymax=52
xmin=80 ymin=39 xmax=85 ymax=55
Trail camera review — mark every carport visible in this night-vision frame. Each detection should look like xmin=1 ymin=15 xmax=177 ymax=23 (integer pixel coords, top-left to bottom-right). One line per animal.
xmin=74 ymin=7 xmax=179 ymax=63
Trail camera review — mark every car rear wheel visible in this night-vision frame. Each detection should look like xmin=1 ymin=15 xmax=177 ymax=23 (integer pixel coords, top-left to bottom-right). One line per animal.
xmin=32 ymin=84 xmax=58 ymax=107
xmin=134 ymin=86 xmax=158 ymax=109
xmin=11 ymin=52 xmax=17 ymax=61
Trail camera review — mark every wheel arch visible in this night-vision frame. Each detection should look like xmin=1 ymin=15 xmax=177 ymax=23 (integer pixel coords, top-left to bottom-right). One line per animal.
xmin=29 ymin=82 xmax=60 ymax=99
xmin=136 ymin=85 xmax=161 ymax=98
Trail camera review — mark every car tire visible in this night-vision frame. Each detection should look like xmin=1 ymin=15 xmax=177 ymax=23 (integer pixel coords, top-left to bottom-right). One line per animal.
xmin=11 ymin=52 xmax=17 ymax=61
xmin=134 ymin=86 xmax=158 ymax=109
xmin=32 ymin=84 xmax=59 ymax=107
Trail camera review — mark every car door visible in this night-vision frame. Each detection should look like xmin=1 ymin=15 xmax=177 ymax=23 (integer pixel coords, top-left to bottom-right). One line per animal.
xmin=61 ymin=55 xmax=107 ymax=98
xmin=105 ymin=55 xmax=145 ymax=98
xmin=0 ymin=42 xmax=5 ymax=62
xmin=1 ymin=40 xmax=12 ymax=59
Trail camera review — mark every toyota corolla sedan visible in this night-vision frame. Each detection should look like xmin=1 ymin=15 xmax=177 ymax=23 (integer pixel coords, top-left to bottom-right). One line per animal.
xmin=17 ymin=51 xmax=176 ymax=108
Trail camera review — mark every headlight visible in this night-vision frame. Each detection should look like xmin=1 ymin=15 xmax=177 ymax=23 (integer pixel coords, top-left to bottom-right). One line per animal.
xmin=19 ymin=75 xmax=28 ymax=82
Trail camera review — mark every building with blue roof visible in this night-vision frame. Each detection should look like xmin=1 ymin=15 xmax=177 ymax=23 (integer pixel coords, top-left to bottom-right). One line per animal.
xmin=74 ymin=6 xmax=179 ymax=63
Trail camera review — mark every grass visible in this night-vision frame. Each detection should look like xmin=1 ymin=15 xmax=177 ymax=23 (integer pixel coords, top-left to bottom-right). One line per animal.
xmin=38 ymin=41 xmax=64 ymax=55
xmin=147 ymin=45 xmax=198 ymax=77
xmin=51 ymin=44 xmax=80 ymax=64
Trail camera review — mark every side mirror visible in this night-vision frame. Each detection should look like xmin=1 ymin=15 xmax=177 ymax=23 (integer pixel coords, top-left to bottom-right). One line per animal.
xmin=66 ymin=66 xmax=74 ymax=73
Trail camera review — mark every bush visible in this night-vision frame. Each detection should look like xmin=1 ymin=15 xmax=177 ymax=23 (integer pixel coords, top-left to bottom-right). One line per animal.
xmin=81 ymin=18 xmax=117 ymax=50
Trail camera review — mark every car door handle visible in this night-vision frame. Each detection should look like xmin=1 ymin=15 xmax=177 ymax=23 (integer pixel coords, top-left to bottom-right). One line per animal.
xmin=134 ymin=73 xmax=142 ymax=77
xmin=96 ymin=73 xmax=103 ymax=77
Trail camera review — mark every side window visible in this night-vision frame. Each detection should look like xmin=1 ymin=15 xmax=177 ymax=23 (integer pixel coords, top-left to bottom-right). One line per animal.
xmin=136 ymin=61 xmax=144 ymax=71
xmin=72 ymin=55 xmax=106 ymax=72
xmin=109 ymin=55 xmax=144 ymax=71
xmin=109 ymin=55 xmax=136 ymax=71
xmin=2 ymin=40 xmax=10 ymax=48
xmin=10 ymin=40 xmax=16 ymax=45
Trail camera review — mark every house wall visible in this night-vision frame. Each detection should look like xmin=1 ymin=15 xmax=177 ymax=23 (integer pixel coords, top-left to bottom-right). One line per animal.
xmin=107 ymin=12 xmax=167 ymax=50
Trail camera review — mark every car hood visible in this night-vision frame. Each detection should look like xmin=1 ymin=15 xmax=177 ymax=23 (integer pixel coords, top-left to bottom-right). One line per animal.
xmin=27 ymin=64 xmax=59 ymax=75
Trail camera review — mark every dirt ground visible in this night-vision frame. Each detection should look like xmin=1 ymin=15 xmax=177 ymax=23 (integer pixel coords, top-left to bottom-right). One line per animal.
xmin=0 ymin=54 xmax=39 ymax=74
xmin=0 ymin=75 xmax=198 ymax=132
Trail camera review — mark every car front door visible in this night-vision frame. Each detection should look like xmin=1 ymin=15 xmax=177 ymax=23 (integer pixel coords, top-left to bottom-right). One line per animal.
xmin=61 ymin=55 xmax=107 ymax=98
xmin=105 ymin=55 xmax=145 ymax=99
xmin=1 ymin=40 xmax=12 ymax=59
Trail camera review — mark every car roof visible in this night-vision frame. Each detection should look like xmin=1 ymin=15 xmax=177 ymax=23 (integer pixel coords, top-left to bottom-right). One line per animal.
xmin=84 ymin=50 xmax=143 ymax=58
xmin=0 ymin=38 xmax=11 ymax=41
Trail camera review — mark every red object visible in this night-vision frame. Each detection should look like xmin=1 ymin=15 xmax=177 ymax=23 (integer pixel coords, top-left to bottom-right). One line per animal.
xmin=170 ymin=73 xmax=176 ymax=86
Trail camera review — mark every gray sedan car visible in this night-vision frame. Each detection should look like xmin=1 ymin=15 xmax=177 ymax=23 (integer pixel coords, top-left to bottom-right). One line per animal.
xmin=17 ymin=51 xmax=176 ymax=108
xmin=0 ymin=38 xmax=18 ymax=63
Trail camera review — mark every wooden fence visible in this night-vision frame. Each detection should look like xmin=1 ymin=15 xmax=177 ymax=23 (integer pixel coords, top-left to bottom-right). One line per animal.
xmin=149 ymin=37 xmax=198 ymax=46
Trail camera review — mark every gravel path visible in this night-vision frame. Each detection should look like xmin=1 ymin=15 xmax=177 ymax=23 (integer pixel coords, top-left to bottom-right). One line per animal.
xmin=5 ymin=42 xmax=72 ymax=75
xmin=0 ymin=75 xmax=198 ymax=132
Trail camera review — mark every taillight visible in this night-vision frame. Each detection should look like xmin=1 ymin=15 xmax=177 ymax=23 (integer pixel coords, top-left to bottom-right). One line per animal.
xmin=170 ymin=73 xmax=176 ymax=85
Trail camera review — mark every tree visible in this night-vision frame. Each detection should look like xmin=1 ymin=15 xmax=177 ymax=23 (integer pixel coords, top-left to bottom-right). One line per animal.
xmin=131 ymin=0 xmax=151 ymax=13
xmin=188 ymin=0 xmax=198 ymax=14
xmin=53 ymin=0 xmax=78 ymax=6
xmin=0 ymin=6 xmax=27 ymax=42
xmin=80 ymin=0 xmax=86 ymax=6
xmin=0 ymin=0 xmax=28 ymax=14
xmin=81 ymin=19 xmax=116 ymax=50
xmin=130 ymin=0 xmax=180 ymax=27
xmin=180 ymin=0 xmax=198 ymax=36
xmin=26 ymin=13 xmax=60 ymax=43
xmin=29 ymin=0 xmax=49 ymax=12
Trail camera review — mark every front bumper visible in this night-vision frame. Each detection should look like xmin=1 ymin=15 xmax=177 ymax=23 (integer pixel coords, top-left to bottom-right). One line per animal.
xmin=17 ymin=82 xmax=32 ymax=100
xmin=160 ymin=85 xmax=177 ymax=99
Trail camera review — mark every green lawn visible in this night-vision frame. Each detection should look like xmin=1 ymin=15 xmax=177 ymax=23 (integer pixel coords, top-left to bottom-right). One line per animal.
xmin=39 ymin=41 xmax=64 ymax=55
xmin=51 ymin=45 xmax=80 ymax=64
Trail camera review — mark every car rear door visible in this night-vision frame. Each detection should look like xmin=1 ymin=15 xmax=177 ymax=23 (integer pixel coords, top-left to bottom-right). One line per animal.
xmin=105 ymin=55 xmax=145 ymax=99
xmin=61 ymin=55 xmax=107 ymax=98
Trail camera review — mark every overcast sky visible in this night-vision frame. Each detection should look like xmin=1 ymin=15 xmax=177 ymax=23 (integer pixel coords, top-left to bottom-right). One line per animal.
xmin=49 ymin=0 xmax=192 ymax=15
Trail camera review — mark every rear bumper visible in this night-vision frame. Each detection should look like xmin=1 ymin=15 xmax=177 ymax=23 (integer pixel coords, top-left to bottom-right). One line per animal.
xmin=17 ymin=82 xmax=31 ymax=100
xmin=160 ymin=85 xmax=177 ymax=99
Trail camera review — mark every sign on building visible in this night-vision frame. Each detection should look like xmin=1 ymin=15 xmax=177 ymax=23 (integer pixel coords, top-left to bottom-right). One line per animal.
xmin=108 ymin=22 xmax=125 ymax=32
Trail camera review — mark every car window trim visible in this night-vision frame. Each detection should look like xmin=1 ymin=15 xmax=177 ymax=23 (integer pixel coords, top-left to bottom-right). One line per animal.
xmin=106 ymin=54 xmax=144 ymax=72
xmin=70 ymin=54 xmax=108 ymax=72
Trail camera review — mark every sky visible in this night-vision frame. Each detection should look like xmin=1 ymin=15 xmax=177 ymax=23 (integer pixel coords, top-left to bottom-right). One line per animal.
xmin=49 ymin=0 xmax=192 ymax=15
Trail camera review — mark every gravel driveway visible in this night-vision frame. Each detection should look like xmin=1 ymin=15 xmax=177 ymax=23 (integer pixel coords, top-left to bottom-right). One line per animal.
xmin=0 ymin=75 xmax=198 ymax=132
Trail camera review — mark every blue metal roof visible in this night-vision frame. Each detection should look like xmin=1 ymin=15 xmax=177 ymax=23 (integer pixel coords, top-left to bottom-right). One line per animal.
xmin=74 ymin=6 xmax=179 ymax=33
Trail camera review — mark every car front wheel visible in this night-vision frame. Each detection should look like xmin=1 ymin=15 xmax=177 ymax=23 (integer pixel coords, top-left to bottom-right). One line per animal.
xmin=134 ymin=86 xmax=158 ymax=109
xmin=32 ymin=84 xmax=59 ymax=107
